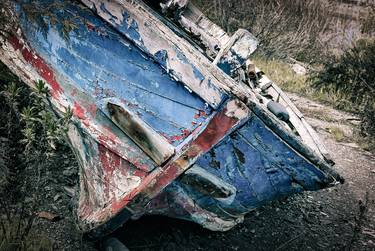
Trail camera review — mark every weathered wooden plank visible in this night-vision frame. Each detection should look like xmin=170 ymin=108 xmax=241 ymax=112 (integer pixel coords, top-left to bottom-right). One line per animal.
xmin=67 ymin=123 xmax=148 ymax=230
xmin=191 ymin=113 xmax=339 ymax=217
xmin=180 ymin=3 xmax=231 ymax=57
xmin=11 ymin=0 xmax=214 ymax=147
xmin=81 ymin=0 xmax=259 ymax=109
xmin=268 ymin=84 xmax=332 ymax=161
xmin=256 ymin=68 xmax=321 ymax=156
xmin=301 ymin=118 xmax=333 ymax=163
xmin=107 ymin=102 xmax=175 ymax=165
xmin=214 ymin=29 xmax=258 ymax=76
xmin=117 ymin=99 xmax=250 ymax=211
xmin=248 ymin=100 xmax=344 ymax=185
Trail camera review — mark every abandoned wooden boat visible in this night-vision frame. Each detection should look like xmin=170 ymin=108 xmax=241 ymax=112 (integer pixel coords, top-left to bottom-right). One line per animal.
xmin=0 ymin=0 xmax=343 ymax=239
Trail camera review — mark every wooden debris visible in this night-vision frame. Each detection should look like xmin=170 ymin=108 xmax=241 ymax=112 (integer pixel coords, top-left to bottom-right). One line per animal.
xmin=37 ymin=211 xmax=62 ymax=222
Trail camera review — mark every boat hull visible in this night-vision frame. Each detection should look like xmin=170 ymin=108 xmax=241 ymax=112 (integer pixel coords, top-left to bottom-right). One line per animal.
xmin=0 ymin=0 xmax=342 ymax=239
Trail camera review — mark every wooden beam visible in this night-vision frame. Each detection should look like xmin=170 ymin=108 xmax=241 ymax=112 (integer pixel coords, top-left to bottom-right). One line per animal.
xmin=213 ymin=29 xmax=258 ymax=76
xmin=179 ymin=3 xmax=231 ymax=57
xmin=107 ymin=102 xmax=175 ymax=166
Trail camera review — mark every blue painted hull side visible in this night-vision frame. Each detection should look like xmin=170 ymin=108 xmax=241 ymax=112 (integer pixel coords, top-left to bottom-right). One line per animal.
xmin=179 ymin=114 xmax=331 ymax=217
xmin=18 ymin=0 xmax=213 ymax=146
xmin=11 ymin=1 xmax=340 ymax=231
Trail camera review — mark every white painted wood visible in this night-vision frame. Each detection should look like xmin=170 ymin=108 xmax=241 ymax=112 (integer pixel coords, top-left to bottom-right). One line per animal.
xmin=161 ymin=0 xmax=189 ymax=12
xmin=255 ymin=67 xmax=326 ymax=157
xmin=81 ymin=0 xmax=256 ymax=109
xmin=213 ymin=29 xmax=258 ymax=65
xmin=179 ymin=3 xmax=230 ymax=57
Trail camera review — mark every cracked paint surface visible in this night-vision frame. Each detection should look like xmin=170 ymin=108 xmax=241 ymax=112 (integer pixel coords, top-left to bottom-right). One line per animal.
xmin=18 ymin=0 xmax=212 ymax=147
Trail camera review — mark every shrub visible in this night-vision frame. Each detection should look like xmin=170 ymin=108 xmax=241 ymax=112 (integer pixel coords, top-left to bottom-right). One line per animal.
xmin=0 ymin=62 xmax=72 ymax=250
xmin=360 ymin=6 xmax=375 ymax=35
xmin=312 ymin=39 xmax=375 ymax=150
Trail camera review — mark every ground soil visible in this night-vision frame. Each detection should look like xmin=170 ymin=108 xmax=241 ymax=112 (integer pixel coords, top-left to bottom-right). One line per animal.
xmin=6 ymin=93 xmax=375 ymax=250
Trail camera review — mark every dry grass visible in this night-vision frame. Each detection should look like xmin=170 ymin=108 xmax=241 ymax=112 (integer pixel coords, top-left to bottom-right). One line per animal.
xmin=193 ymin=0 xmax=331 ymax=62
xmin=252 ymin=57 xmax=355 ymax=111
xmin=252 ymin=57 xmax=309 ymax=94
xmin=327 ymin=126 xmax=346 ymax=142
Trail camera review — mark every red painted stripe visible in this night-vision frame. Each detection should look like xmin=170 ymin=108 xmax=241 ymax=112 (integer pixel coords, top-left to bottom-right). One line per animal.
xmin=9 ymin=36 xmax=63 ymax=98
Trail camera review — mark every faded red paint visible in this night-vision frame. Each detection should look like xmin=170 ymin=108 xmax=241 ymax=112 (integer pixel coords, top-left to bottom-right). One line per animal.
xmin=97 ymin=134 xmax=117 ymax=148
xmin=132 ymin=168 xmax=148 ymax=178
xmin=193 ymin=107 xmax=238 ymax=152
xmin=159 ymin=132 xmax=186 ymax=144
xmin=98 ymin=144 xmax=121 ymax=198
xmin=98 ymin=144 xmax=120 ymax=174
xmin=131 ymin=160 xmax=154 ymax=173
xmin=85 ymin=21 xmax=96 ymax=31
xmin=73 ymin=102 xmax=87 ymax=120
xmin=70 ymin=88 xmax=78 ymax=97
xmin=79 ymin=200 xmax=94 ymax=219
xmin=70 ymin=97 xmax=153 ymax=174
xmin=158 ymin=132 xmax=172 ymax=143
xmin=97 ymin=129 xmax=155 ymax=173
xmin=181 ymin=128 xmax=190 ymax=137
xmin=101 ymin=126 xmax=121 ymax=144
xmin=194 ymin=110 xmax=207 ymax=119
xmin=111 ymin=163 xmax=180 ymax=213
xmin=9 ymin=36 xmax=63 ymax=98
xmin=88 ymin=104 xmax=97 ymax=117
xmin=78 ymin=141 xmax=149 ymax=222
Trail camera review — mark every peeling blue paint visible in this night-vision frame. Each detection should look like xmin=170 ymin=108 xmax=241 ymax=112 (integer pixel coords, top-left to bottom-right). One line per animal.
xmin=217 ymin=49 xmax=250 ymax=76
xmin=179 ymin=114 xmax=330 ymax=217
xmin=18 ymin=0 xmax=211 ymax=145
xmin=217 ymin=61 xmax=232 ymax=76
xmin=192 ymin=67 xmax=205 ymax=82
xmin=176 ymin=50 xmax=205 ymax=82
xmin=117 ymin=11 xmax=143 ymax=43
xmin=154 ymin=50 xmax=168 ymax=69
